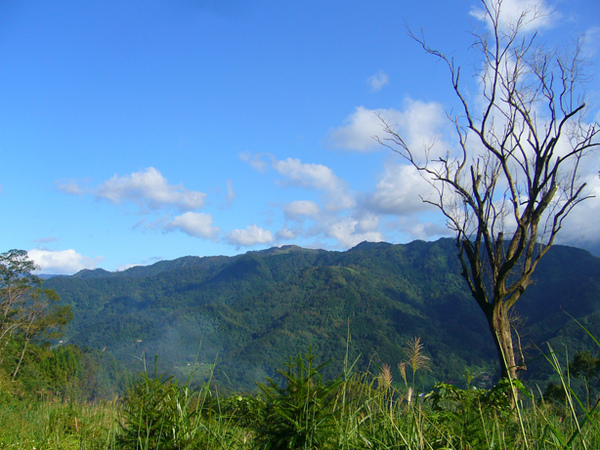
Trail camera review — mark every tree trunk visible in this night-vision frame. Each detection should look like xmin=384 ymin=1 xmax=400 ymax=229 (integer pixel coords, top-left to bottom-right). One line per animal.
xmin=488 ymin=304 xmax=520 ymax=405
xmin=11 ymin=338 xmax=29 ymax=381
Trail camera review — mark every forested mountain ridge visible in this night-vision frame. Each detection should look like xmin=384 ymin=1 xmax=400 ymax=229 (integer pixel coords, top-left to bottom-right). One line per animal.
xmin=45 ymin=238 xmax=600 ymax=391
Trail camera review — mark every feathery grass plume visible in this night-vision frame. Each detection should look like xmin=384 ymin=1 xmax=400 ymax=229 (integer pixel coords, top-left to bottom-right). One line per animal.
xmin=378 ymin=363 xmax=393 ymax=391
xmin=403 ymin=336 xmax=432 ymax=378
xmin=398 ymin=361 xmax=407 ymax=386
xmin=407 ymin=386 xmax=414 ymax=404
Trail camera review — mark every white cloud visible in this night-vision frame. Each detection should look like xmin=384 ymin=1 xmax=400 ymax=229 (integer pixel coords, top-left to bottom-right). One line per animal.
xmin=324 ymin=217 xmax=384 ymax=248
xmin=356 ymin=212 xmax=380 ymax=232
xmin=555 ymin=173 xmax=600 ymax=248
xmin=276 ymin=228 xmax=297 ymax=240
xmin=28 ymin=249 xmax=102 ymax=275
xmin=273 ymin=158 xmax=338 ymax=191
xmin=165 ymin=212 xmax=220 ymax=240
xmin=367 ymin=71 xmax=389 ymax=92
xmin=582 ymin=26 xmax=600 ymax=59
xmin=96 ymin=167 xmax=206 ymax=211
xmin=284 ymin=200 xmax=320 ymax=219
xmin=272 ymin=157 xmax=355 ymax=210
xmin=469 ymin=0 xmax=557 ymax=33
xmin=395 ymin=216 xmax=450 ymax=241
xmin=240 ymin=154 xmax=355 ymax=211
xmin=362 ymin=164 xmax=436 ymax=215
xmin=379 ymin=100 xmax=450 ymax=161
xmin=329 ymin=100 xmax=448 ymax=155
xmin=240 ymin=152 xmax=269 ymax=172
xmin=228 ymin=224 xmax=274 ymax=247
xmin=117 ymin=263 xmax=142 ymax=272
xmin=328 ymin=106 xmax=387 ymax=151
xmin=55 ymin=179 xmax=85 ymax=195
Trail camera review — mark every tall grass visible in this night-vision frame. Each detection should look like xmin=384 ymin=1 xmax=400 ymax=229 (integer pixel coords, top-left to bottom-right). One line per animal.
xmin=0 ymin=394 xmax=119 ymax=449
xmin=1 ymin=335 xmax=599 ymax=449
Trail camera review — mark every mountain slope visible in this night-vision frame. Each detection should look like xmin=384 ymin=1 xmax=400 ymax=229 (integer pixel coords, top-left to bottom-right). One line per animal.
xmin=45 ymin=238 xmax=600 ymax=391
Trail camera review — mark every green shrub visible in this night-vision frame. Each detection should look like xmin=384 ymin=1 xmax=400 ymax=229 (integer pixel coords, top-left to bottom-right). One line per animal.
xmin=254 ymin=349 xmax=343 ymax=449
xmin=117 ymin=373 xmax=202 ymax=449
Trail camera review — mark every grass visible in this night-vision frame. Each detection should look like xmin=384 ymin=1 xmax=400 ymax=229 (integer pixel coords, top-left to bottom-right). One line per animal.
xmin=1 ymin=344 xmax=599 ymax=449
xmin=0 ymin=396 xmax=119 ymax=449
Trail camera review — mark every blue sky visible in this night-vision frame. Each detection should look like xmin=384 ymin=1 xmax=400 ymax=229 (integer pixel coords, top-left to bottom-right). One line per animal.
xmin=0 ymin=0 xmax=598 ymax=274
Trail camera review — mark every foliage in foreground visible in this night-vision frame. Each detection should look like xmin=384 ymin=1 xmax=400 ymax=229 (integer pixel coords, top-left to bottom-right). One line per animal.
xmin=2 ymin=344 xmax=600 ymax=450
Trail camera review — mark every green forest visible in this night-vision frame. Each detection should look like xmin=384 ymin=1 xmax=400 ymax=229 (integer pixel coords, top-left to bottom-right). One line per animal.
xmin=43 ymin=238 xmax=600 ymax=392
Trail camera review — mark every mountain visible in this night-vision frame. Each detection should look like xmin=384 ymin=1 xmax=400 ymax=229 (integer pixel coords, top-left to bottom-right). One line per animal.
xmin=44 ymin=238 xmax=600 ymax=392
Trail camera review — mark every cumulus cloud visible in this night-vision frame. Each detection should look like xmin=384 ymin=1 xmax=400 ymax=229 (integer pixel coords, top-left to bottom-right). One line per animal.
xmin=273 ymin=157 xmax=355 ymax=210
xmin=469 ymin=0 xmax=558 ymax=33
xmin=284 ymin=200 xmax=320 ymax=219
xmin=165 ymin=212 xmax=220 ymax=240
xmin=56 ymin=168 xmax=219 ymax=241
xmin=239 ymin=152 xmax=450 ymax=249
xmin=228 ymin=224 xmax=274 ymax=247
xmin=324 ymin=216 xmax=384 ymax=248
xmin=328 ymin=106 xmax=387 ymax=151
xmin=395 ymin=216 xmax=450 ymax=241
xmin=273 ymin=158 xmax=339 ymax=191
xmin=367 ymin=71 xmax=389 ymax=92
xmin=241 ymin=154 xmax=355 ymax=211
xmin=361 ymin=164 xmax=437 ymax=215
xmin=329 ymin=100 xmax=448 ymax=154
xmin=554 ymin=173 xmax=600 ymax=249
xmin=276 ymin=228 xmax=297 ymax=240
xmin=28 ymin=249 xmax=102 ymax=275
xmin=96 ymin=167 xmax=206 ymax=211
xmin=356 ymin=212 xmax=381 ymax=233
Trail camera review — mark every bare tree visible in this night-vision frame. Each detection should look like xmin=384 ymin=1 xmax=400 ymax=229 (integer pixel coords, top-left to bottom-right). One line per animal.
xmin=378 ymin=0 xmax=599 ymax=391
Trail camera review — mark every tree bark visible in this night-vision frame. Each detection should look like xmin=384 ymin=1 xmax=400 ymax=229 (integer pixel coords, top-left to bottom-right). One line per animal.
xmin=490 ymin=306 xmax=517 ymax=378
xmin=487 ymin=303 xmax=520 ymax=406
xmin=12 ymin=337 xmax=29 ymax=381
